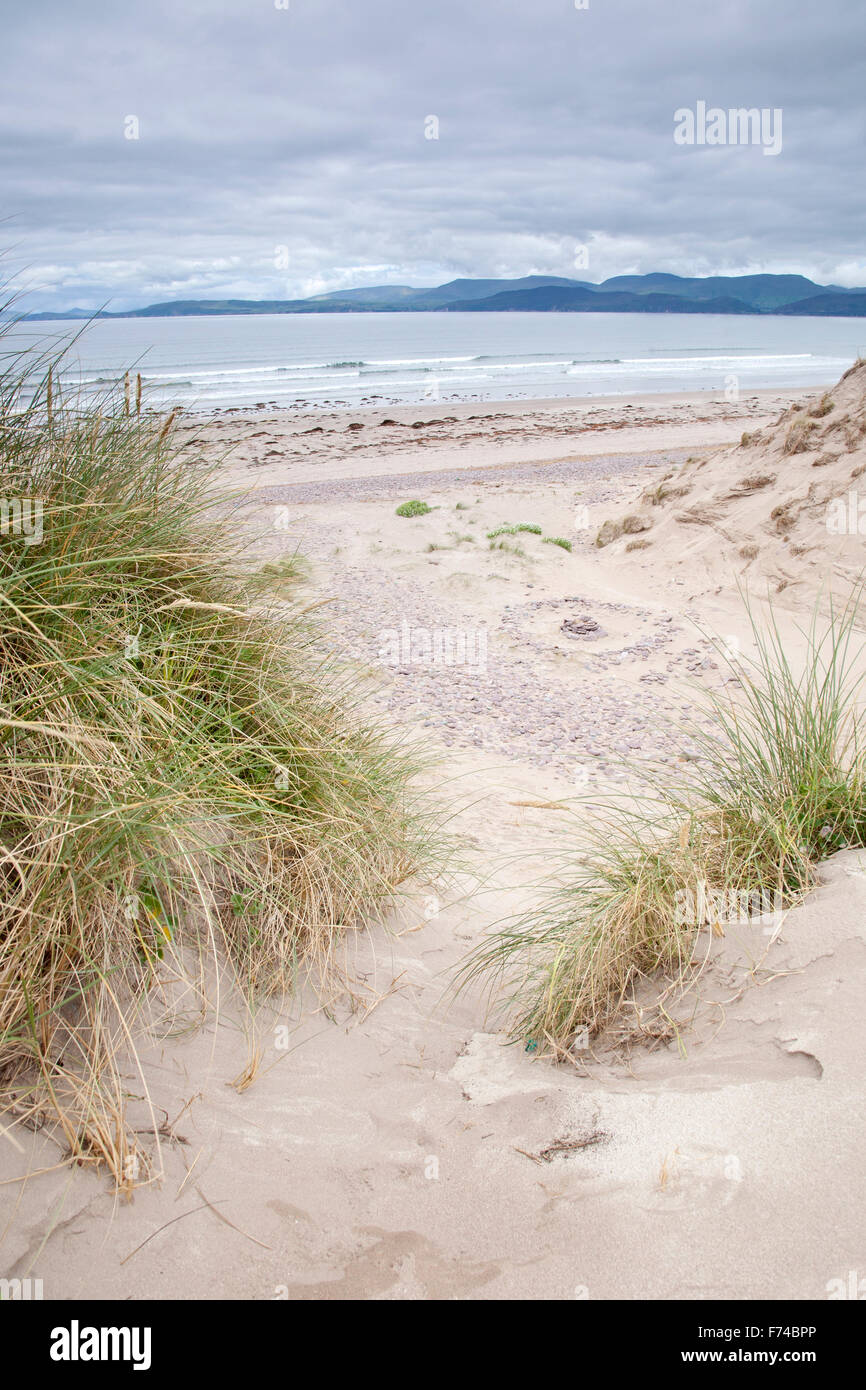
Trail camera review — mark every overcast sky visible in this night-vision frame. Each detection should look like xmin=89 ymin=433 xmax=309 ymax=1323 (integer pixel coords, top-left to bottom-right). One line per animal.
xmin=2 ymin=0 xmax=864 ymax=311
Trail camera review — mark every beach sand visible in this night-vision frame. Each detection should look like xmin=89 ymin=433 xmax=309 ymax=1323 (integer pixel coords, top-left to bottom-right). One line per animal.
xmin=3 ymin=380 xmax=865 ymax=1301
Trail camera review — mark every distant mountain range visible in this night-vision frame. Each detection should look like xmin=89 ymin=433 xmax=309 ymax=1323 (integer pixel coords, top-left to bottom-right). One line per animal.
xmin=22 ymin=272 xmax=866 ymax=321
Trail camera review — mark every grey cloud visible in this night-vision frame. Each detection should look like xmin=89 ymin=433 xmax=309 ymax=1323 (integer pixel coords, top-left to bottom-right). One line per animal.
xmin=1 ymin=0 xmax=864 ymax=310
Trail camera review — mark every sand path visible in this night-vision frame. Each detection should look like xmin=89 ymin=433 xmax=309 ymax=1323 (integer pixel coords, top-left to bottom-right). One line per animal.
xmin=3 ymin=387 xmax=863 ymax=1301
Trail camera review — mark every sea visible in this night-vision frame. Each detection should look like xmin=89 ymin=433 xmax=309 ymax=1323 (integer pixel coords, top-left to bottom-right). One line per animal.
xmin=6 ymin=311 xmax=864 ymax=414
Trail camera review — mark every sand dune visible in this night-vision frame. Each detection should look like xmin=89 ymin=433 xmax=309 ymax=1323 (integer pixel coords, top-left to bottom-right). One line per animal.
xmin=595 ymin=361 xmax=866 ymax=597
xmin=3 ymin=382 xmax=865 ymax=1302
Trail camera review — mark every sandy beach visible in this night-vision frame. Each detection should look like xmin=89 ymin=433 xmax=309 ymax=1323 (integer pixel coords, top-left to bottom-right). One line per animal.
xmin=4 ymin=377 xmax=866 ymax=1302
xmin=190 ymin=385 xmax=797 ymax=485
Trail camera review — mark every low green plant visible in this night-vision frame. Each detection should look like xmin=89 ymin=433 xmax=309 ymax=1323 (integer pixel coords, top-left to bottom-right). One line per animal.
xmin=543 ymin=536 xmax=572 ymax=551
xmin=487 ymin=523 xmax=542 ymax=539
xmin=396 ymin=499 xmax=432 ymax=517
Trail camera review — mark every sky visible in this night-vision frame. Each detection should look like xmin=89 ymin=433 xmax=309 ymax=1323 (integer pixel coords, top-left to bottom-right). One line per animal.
xmin=1 ymin=0 xmax=864 ymax=312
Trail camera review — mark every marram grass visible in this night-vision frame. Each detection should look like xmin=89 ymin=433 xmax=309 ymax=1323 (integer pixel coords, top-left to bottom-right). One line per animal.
xmin=0 ymin=328 xmax=438 ymax=1184
xmin=462 ymin=588 xmax=866 ymax=1057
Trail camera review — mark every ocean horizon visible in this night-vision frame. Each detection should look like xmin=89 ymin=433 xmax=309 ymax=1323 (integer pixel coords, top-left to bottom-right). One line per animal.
xmin=8 ymin=309 xmax=862 ymax=413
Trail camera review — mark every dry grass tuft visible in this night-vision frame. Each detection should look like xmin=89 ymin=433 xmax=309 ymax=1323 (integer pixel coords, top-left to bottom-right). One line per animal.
xmin=784 ymin=416 xmax=820 ymax=455
xmin=460 ymin=590 xmax=866 ymax=1055
xmin=0 ymin=323 xmax=438 ymax=1180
